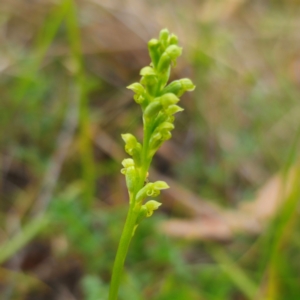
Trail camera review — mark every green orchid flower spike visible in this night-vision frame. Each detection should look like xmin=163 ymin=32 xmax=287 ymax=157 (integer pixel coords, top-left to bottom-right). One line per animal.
xmin=108 ymin=28 xmax=195 ymax=300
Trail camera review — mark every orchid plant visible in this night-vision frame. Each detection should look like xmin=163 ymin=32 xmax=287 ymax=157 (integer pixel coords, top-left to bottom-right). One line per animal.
xmin=108 ymin=29 xmax=195 ymax=300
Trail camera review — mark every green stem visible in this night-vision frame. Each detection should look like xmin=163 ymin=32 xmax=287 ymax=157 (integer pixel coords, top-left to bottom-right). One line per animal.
xmin=109 ymin=124 xmax=151 ymax=299
xmin=140 ymin=124 xmax=152 ymax=180
xmin=108 ymin=204 xmax=139 ymax=300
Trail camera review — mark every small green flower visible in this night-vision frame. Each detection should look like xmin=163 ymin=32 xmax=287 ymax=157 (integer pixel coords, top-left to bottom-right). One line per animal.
xmin=127 ymin=82 xmax=145 ymax=94
xmin=136 ymin=181 xmax=169 ymax=203
xmin=121 ymin=134 xmax=142 ymax=166
xmin=120 ymin=158 xmax=134 ymax=174
xmin=127 ymin=83 xmax=146 ymax=104
xmin=136 ymin=200 xmax=162 ymax=224
xmin=165 ymin=104 xmax=184 ymax=115
xmin=144 ymin=200 xmax=162 ymax=217
xmin=120 ymin=159 xmax=137 ymax=197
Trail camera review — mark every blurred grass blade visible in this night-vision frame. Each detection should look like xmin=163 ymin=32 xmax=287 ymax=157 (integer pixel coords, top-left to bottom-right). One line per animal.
xmin=65 ymin=0 xmax=96 ymax=208
xmin=261 ymin=125 xmax=300 ymax=299
xmin=0 ymin=215 xmax=50 ymax=264
xmin=208 ymin=244 xmax=258 ymax=300
xmin=265 ymin=165 xmax=300 ymax=299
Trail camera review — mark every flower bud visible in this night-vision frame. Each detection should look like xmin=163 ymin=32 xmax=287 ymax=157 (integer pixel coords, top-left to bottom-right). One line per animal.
xmin=157 ymin=52 xmax=171 ymax=74
xmin=140 ymin=66 xmax=156 ymax=77
xmin=158 ymin=93 xmax=179 ymax=108
xmin=165 ymin=45 xmax=182 ymax=61
xmin=157 ymin=45 xmax=182 ymax=73
xmin=148 ymin=39 xmax=161 ymax=68
xmin=161 ymin=80 xmax=181 ymax=95
xmin=140 ymin=76 xmax=157 ymax=93
xmin=161 ymin=78 xmax=195 ymax=97
xmin=156 ymin=122 xmax=175 ymax=132
xmin=169 ymin=34 xmax=178 ymax=45
xmin=159 ymin=28 xmax=170 ymax=48
xmin=125 ymin=166 xmax=137 ymax=195
xmin=144 ymin=101 xmax=162 ymax=123
xmin=140 ymin=67 xmax=158 ymax=95
xmin=180 ymin=78 xmax=196 ymax=91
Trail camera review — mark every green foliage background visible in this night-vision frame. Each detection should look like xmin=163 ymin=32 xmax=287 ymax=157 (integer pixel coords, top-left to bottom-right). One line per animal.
xmin=1 ymin=0 xmax=300 ymax=299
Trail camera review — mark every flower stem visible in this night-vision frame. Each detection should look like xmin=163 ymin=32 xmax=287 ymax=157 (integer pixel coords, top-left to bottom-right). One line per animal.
xmin=108 ymin=204 xmax=138 ymax=300
xmin=108 ymin=130 xmax=150 ymax=300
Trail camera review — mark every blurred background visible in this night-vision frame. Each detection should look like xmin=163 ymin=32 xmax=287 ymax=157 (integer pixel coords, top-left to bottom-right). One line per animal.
xmin=1 ymin=0 xmax=300 ymax=299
